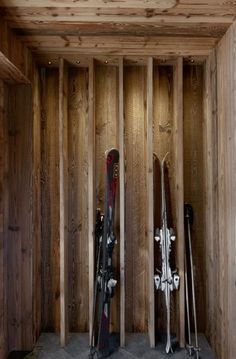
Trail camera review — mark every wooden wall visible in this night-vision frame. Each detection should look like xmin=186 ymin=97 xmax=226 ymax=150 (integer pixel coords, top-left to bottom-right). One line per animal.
xmin=7 ymin=84 xmax=34 ymax=351
xmin=67 ymin=67 xmax=89 ymax=332
xmin=204 ymin=19 xmax=236 ymax=359
xmin=38 ymin=61 xmax=207 ymax=343
xmin=40 ymin=68 xmax=60 ymax=332
xmin=0 ymin=80 xmax=8 ymax=358
xmin=183 ymin=65 xmax=205 ymax=332
xmin=124 ymin=66 xmax=147 ymax=332
xmin=0 ymin=58 xmax=210 ymax=356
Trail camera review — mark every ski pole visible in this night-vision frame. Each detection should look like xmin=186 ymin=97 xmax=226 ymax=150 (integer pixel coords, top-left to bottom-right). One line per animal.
xmin=185 ymin=204 xmax=200 ymax=358
xmin=185 ymin=250 xmax=194 ymax=356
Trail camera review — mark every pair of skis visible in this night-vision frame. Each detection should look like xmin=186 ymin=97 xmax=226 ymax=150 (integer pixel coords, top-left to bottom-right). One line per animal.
xmin=153 ymin=153 xmax=180 ymax=354
xmin=154 ymin=153 xmax=199 ymax=357
xmin=89 ymin=149 xmax=119 ymax=359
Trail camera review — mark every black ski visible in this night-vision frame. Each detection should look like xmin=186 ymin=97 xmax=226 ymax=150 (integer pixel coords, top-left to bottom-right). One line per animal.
xmin=89 ymin=148 xmax=119 ymax=359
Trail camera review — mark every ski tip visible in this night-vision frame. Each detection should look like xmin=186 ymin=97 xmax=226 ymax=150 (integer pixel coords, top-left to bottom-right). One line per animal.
xmin=162 ymin=151 xmax=170 ymax=164
xmin=105 ymin=148 xmax=119 ymax=155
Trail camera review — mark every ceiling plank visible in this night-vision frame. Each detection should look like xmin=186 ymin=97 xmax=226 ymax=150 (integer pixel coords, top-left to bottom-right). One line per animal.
xmin=1 ymin=10 xmax=234 ymax=24
xmin=0 ymin=0 xmax=177 ymax=9
xmin=27 ymin=35 xmax=217 ymax=57
xmin=10 ymin=22 xmax=229 ymax=38
xmin=1 ymin=0 xmax=236 ymax=8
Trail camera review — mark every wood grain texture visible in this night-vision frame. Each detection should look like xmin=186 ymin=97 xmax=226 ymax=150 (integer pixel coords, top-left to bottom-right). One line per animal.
xmin=95 ymin=64 xmax=119 ymax=332
xmin=59 ymin=58 xmax=68 ymax=346
xmin=21 ymin=35 xmax=217 ymax=58
xmin=0 ymin=51 xmax=29 ymax=84
xmin=40 ymin=68 xmax=60 ymax=333
xmin=32 ymin=64 xmax=41 ymax=344
xmin=183 ymin=65 xmax=205 ymax=332
xmin=68 ymin=67 xmax=89 ymax=332
xmin=146 ymin=57 xmax=155 ymax=348
xmin=204 ymin=50 xmax=219 ymax=355
xmin=0 ymin=80 xmax=8 ymax=359
xmin=13 ymin=22 xmax=229 ymax=38
xmin=0 ymin=19 xmax=29 ymax=81
xmin=173 ymin=57 xmax=185 ymax=347
xmin=7 ymin=84 xmax=34 ymax=351
xmin=212 ymin=20 xmax=236 ymax=359
xmin=88 ymin=58 xmax=95 ymax=340
xmin=124 ymin=66 xmax=147 ymax=332
xmin=119 ymin=57 xmax=125 ymax=347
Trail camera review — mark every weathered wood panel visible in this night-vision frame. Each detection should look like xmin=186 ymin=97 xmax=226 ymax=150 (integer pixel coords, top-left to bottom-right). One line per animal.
xmin=32 ymin=64 xmax=41 ymax=343
xmin=59 ymin=58 xmax=68 ymax=346
xmin=119 ymin=57 xmax=125 ymax=347
xmin=146 ymin=57 xmax=155 ymax=348
xmin=0 ymin=80 xmax=8 ymax=358
xmin=95 ymin=64 xmax=119 ymax=332
xmin=183 ymin=65 xmax=205 ymax=332
xmin=124 ymin=66 xmax=147 ymax=332
xmin=40 ymin=68 xmax=60 ymax=332
xmin=7 ymin=84 xmax=33 ymax=350
xmin=209 ymin=20 xmax=236 ymax=359
xmin=0 ymin=19 xmax=29 ymax=82
xmin=88 ymin=58 xmax=95 ymax=340
xmin=68 ymin=67 xmax=89 ymax=332
xmin=173 ymin=57 xmax=185 ymax=347
xmin=204 ymin=50 xmax=219 ymax=355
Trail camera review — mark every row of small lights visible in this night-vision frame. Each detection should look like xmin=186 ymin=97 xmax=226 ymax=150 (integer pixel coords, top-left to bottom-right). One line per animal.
xmin=48 ymin=60 xmax=109 ymax=65
xmin=47 ymin=59 xmax=194 ymax=65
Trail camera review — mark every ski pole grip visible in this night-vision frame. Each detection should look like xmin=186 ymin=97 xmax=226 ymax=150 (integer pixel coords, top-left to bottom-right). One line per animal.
xmin=184 ymin=203 xmax=194 ymax=225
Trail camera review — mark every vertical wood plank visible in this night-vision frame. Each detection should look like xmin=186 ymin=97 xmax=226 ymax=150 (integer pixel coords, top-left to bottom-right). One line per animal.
xmin=146 ymin=57 xmax=155 ymax=348
xmin=7 ymin=84 xmax=33 ymax=351
xmin=217 ymin=36 xmax=228 ymax=359
xmin=124 ymin=66 xmax=147 ymax=332
xmin=59 ymin=58 xmax=68 ymax=347
xmin=68 ymin=68 xmax=89 ymax=332
xmin=173 ymin=57 xmax=185 ymax=348
xmin=119 ymin=57 xmax=125 ymax=347
xmin=0 ymin=80 xmax=8 ymax=358
xmin=40 ymin=68 xmax=60 ymax=332
xmin=204 ymin=50 xmax=219 ymax=355
xmin=32 ymin=64 xmax=41 ymax=343
xmin=228 ymin=23 xmax=236 ymax=359
xmin=183 ymin=65 xmax=205 ymax=332
xmin=88 ymin=58 xmax=95 ymax=340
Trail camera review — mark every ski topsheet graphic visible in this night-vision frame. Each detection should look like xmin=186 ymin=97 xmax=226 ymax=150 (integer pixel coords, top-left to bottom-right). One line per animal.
xmin=89 ymin=148 xmax=119 ymax=359
xmin=153 ymin=152 xmax=180 ymax=354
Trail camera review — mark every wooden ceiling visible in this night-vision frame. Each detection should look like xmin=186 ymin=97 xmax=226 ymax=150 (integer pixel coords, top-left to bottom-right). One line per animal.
xmin=0 ymin=0 xmax=236 ymax=63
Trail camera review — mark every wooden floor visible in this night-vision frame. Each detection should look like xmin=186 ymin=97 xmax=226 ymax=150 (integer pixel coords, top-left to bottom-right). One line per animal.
xmin=18 ymin=333 xmax=218 ymax=359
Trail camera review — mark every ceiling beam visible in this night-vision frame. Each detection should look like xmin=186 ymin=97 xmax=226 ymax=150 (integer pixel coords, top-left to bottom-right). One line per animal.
xmin=0 ymin=0 xmax=235 ymax=9
xmin=21 ymin=35 xmax=218 ymax=58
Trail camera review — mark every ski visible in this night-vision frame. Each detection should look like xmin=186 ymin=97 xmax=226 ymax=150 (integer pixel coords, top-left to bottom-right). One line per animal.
xmin=89 ymin=148 xmax=119 ymax=359
xmin=153 ymin=152 xmax=180 ymax=354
